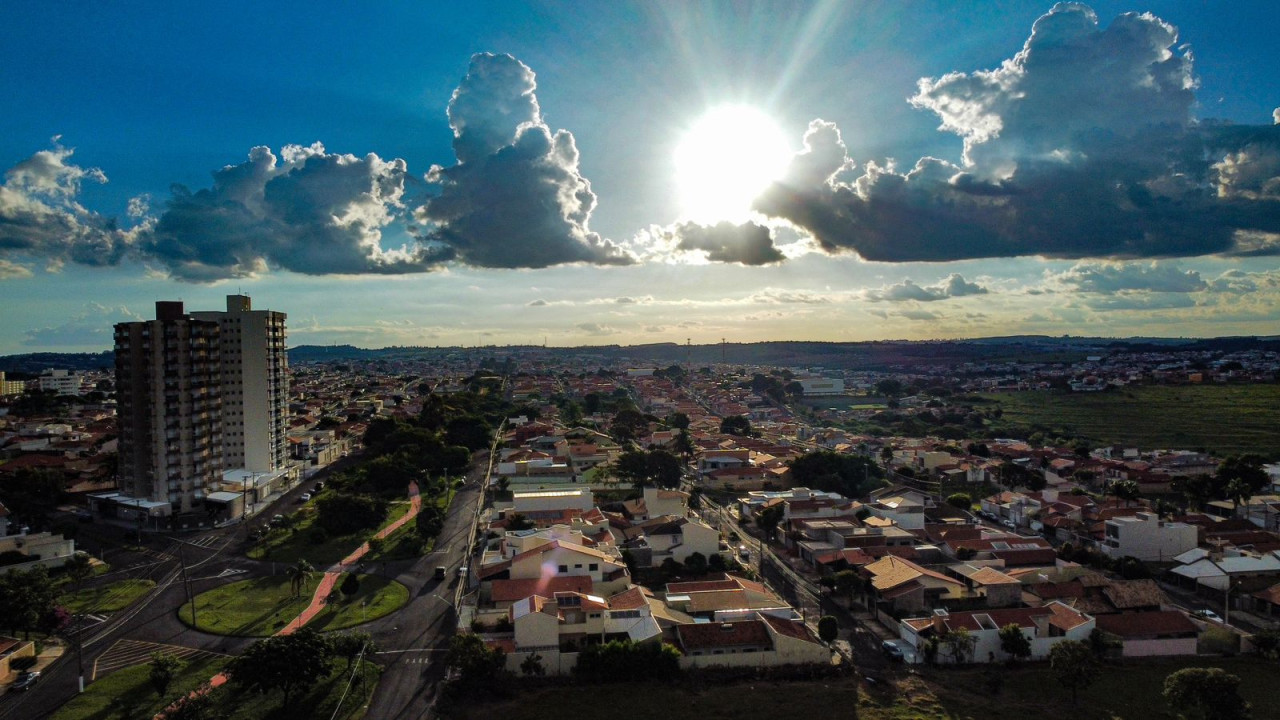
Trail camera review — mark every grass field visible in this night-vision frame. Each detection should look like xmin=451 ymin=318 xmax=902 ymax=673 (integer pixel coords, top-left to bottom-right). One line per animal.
xmin=459 ymin=656 xmax=1277 ymax=720
xmin=50 ymin=654 xmax=378 ymax=720
xmin=248 ymin=499 xmax=412 ymax=567
xmin=982 ymin=384 xmax=1280 ymax=458
xmin=178 ymin=573 xmax=409 ymax=636
xmin=308 ymin=574 xmax=410 ymax=632
xmin=60 ymin=579 xmax=155 ymax=614
xmin=178 ymin=576 xmax=312 ymax=636
xmin=50 ymin=655 xmax=226 ymax=720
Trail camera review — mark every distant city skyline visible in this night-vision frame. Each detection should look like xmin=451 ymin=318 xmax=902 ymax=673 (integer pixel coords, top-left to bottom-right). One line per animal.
xmin=2 ymin=1 xmax=1279 ymax=354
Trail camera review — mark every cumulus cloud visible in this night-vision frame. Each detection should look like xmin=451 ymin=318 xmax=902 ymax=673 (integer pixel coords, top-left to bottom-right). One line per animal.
xmin=864 ymin=273 xmax=989 ymax=302
xmin=575 ymin=322 xmax=618 ymax=336
xmin=22 ymin=302 xmax=142 ymax=347
xmin=415 ymin=53 xmax=633 ymax=269
xmin=526 ymin=298 xmax=548 ymax=307
xmin=756 ymin=3 xmax=1280 ymax=262
xmin=0 ymin=259 xmax=33 ymax=279
xmin=644 ymin=221 xmax=784 ymax=265
xmin=1047 ymin=262 xmax=1207 ymax=293
xmin=142 ymin=142 xmax=445 ymax=281
xmin=0 ymin=141 xmax=139 ymax=270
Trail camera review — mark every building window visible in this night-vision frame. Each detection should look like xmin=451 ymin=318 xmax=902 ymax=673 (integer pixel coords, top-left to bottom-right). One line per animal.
xmin=558 ymin=565 xmax=568 ymax=573
xmin=589 ymin=563 xmax=598 ymax=572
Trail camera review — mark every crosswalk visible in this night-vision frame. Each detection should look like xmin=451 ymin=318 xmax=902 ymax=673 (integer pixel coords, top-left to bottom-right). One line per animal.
xmin=186 ymin=533 xmax=223 ymax=548
xmin=92 ymin=639 xmax=228 ymax=680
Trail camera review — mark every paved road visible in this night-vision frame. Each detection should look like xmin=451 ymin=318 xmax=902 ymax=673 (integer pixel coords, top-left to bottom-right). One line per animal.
xmin=361 ymin=460 xmax=487 ymax=719
xmin=0 ymin=456 xmax=359 ymax=719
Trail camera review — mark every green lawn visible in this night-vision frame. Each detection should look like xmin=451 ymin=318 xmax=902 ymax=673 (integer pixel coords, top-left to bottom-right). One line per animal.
xmin=308 ymin=574 xmax=411 ymax=632
xmin=50 ymin=654 xmax=379 ymax=720
xmin=50 ymin=655 xmax=226 ymax=720
xmin=179 ymin=573 xmax=409 ymax=637
xmin=983 ymin=384 xmax=1280 ymax=458
xmin=248 ymin=499 xmax=413 ymax=567
xmin=457 ymin=656 xmax=1279 ymax=720
xmin=61 ymin=579 xmax=156 ymax=614
xmin=178 ymin=576 xmax=313 ymax=636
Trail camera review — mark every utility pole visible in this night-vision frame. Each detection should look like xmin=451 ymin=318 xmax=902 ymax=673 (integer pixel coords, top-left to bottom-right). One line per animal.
xmin=178 ymin=543 xmax=196 ymax=626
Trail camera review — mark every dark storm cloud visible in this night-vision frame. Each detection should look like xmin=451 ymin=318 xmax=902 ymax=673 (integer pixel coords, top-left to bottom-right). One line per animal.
xmin=0 ymin=143 xmax=136 ymax=272
xmin=415 ymin=53 xmax=633 ymax=269
xmin=865 ymin=273 xmax=989 ymax=302
xmin=142 ymin=143 xmax=448 ymax=281
xmin=664 ymin=221 xmax=784 ymax=266
xmin=756 ymin=3 xmax=1280 ymax=263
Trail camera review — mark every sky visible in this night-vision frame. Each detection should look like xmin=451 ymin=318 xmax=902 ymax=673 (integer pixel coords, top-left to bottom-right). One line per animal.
xmin=2 ymin=1 xmax=1279 ymax=354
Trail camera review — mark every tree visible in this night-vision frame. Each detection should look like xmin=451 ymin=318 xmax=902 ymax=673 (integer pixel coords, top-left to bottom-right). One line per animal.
xmin=416 ymin=504 xmax=446 ymax=540
xmin=445 ymin=633 xmax=507 ymax=695
xmin=755 ymin=504 xmax=784 ymax=537
xmin=946 ymin=493 xmax=972 ymax=510
xmin=1110 ymin=479 xmax=1141 ymax=507
xmin=340 ymin=573 xmax=360 ymax=598
xmin=817 ymin=615 xmax=839 ymax=643
xmin=0 ymin=468 xmax=67 ymax=530
xmin=609 ymin=408 xmax=649 ymax=442
xmin=880 ymin=445 xmax=894 ymax=467
xmin=1163 ymin=667 xmax=1252 ymax=720
xmin=315 ymin=492 xmax=387 ymax=536
xmin=226 ymin=628 xmax=333 ymax=710
xmin=1049 ymin=639 xmax=1100 ymax=705
xmin=920 ymin=635 xmax=940 ymax=666
xmin=520 ymin=652 xmax=545 ymax=676
xmin=834 ymin=569 xmax=859 ymax=602
xmin=148 ymin=652 xmax=184 ymax=698
xmin=683 ymin=552 xmax=708 ymax=576
xmin=287 ymin=560 xmax=315 ymax=598
xmin=1250 ymin=627 xmax=1280 ymax=660
xmin=942 ymin=628 xmax=976 ymax=664
xmin=64 ymin=552 xmax=94 ymax=588
xmin=665 ymin=412 xmax=690 ymax=430
xmin=330 ymin=631 xmax=374 ymax=670
xmin=505 ymin=513 xmax=534 ymax=531
xmin=789 ymin=451 xmax=884 ymax=498
xmin=0 ymin=566 xmax=58 ymax=638
xmin=998 ymin=624 xmax=1031 ymax=663
xmin=719 ymin=415 xmax=752 ymax=437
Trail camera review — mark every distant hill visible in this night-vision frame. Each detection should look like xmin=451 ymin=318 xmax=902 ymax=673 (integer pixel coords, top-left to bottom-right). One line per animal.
xmin=0 ymin=351 xmax=114 ymax=375
xmin=6 ymin=335 xmax=1278 ymax=375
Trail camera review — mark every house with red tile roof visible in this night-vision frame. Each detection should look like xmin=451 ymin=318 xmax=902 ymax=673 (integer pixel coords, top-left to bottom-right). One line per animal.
xmin=674 ymin=612 xmax=831 ymax=669
xmin=898 ymin=600 xmax=1094 ymax=663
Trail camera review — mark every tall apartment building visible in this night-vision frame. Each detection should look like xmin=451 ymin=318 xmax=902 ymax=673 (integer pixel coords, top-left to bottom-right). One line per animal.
xmin=193 ymin=295 xmax=289 ymax=473
xmin=113 ymin=296 xmax=287 ymax=515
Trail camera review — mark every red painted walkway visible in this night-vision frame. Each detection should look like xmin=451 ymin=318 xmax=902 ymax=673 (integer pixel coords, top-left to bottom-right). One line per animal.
xmin=162 ymin=482 xmax=422 ymax=716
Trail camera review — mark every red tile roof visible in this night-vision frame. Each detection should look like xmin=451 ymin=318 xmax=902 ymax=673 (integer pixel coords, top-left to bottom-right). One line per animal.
xmin=489 ymin=575 xmax=592 ymax=603
xmin=1094 ymin=611 xmax=1197 ymax=638
xmin=676 ymin=620 xmax=772 ymax=651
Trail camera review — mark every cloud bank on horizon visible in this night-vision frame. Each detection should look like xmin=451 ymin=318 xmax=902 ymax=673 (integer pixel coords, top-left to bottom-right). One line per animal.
xmin=1 ymin=3 xmax=1278 ymax=283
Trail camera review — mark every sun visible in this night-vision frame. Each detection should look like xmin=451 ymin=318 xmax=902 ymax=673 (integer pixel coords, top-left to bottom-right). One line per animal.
xmin=674 ymin=105 xmax=792 ymax=224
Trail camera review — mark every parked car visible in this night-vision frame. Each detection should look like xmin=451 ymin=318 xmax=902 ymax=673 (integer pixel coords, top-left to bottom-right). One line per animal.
xmin=300 ymin=493 xmax=312 ymax=502
xmin=881 ymin=641 xmax=905 ymax=661
xmin=434 ymin=566 xmax=447 ymax=581
xmin=13 ymin=671 xmax=40 ymax=691
xmin=313 ymin=482 xmax=324 ymax=492
xmin=270 ymin=514 xmax=285 ymax=526
xmin=1192 ymin=608 xmax=1223 ymax=622
xmin=738 ymin=545 xmax=750 ymax=561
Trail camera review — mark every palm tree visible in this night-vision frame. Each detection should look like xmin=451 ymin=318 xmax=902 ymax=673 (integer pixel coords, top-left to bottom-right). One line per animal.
xmin=287 ymin=560 xmax=315 ymax=597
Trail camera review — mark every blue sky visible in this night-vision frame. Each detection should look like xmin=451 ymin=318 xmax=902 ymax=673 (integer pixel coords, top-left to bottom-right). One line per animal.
xmin=2 ymin=1 xmax=1279 ymax=353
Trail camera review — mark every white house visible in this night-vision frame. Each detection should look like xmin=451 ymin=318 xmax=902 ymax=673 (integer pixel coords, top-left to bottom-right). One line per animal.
xmin=1099 ymin=512 xmax=1198 ymax=562
xmin=899 ymin=601 xmax=1095 ymax=664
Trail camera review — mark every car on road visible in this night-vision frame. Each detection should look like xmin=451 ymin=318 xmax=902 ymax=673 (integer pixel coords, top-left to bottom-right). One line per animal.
xmin=313 ymin=482 xmax=323 ymax=492
xmin=300 ymin=493 xmax=312 ymax=502
xmin=1192 ymin=608 xmax=1223 ymax=622
xmin=738 ymin=545 xmax=750 ymax=561
xmin=434 ymin=566 xmax=447 ymax=581
xmin=881 ymin=641 xmax=905 ymax=661
xmin=270 ymin=514 xmax=285 ymax=526
xmin=13 ymin=671 xmax=40 ymax=691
